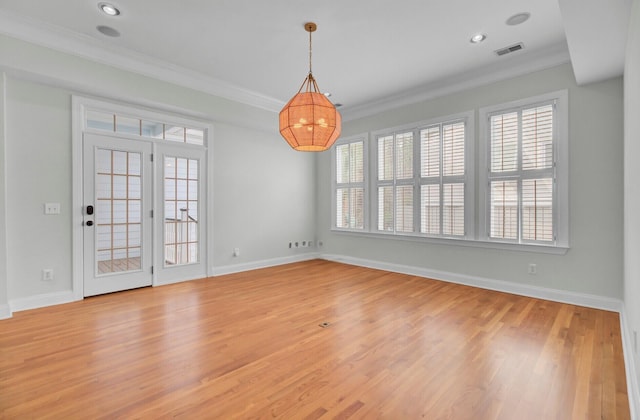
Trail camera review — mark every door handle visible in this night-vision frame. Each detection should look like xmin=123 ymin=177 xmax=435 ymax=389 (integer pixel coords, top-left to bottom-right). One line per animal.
xmin=85 ymin=220 xmax=94 ymax=227
xmin=86 ymin=205 xmax=94 ymax=215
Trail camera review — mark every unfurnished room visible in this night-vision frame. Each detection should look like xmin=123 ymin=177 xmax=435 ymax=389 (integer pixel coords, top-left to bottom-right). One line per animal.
xmin=1 ymin=0 xmax=639 ymax=418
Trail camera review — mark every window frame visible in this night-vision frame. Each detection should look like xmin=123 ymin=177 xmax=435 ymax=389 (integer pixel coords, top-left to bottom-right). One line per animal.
xmin=370 ymin=111 xmax=475 ymax=239
xmin=478 ymin=90 xmax=569 ymax=248
xmin=331 ymin=134 xmax=369 ymax=232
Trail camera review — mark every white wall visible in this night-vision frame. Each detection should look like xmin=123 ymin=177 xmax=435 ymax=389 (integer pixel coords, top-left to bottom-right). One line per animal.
xmin=317 ymin=63 xmax=624 ymax=299
xmin=624 ymin=0 xmax=640 ymax=410
xmin=0 ymin=34 xmax=316 ymax=308
xmin=5 ymin=79 xmax=73 ymax=300
xmin=212 ymin=122 xmax=316 ymax=269
xmin=0 ymin=73 xmax=9 ymax=317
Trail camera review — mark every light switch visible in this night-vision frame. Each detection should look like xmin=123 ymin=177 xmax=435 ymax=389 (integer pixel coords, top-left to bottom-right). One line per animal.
xmin=44 ymin=203 xmax=60 ymax=215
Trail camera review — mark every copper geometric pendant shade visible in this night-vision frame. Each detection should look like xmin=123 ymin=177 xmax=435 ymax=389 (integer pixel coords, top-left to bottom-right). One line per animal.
xmin=279 ymin=22 xmax=341 ymax=152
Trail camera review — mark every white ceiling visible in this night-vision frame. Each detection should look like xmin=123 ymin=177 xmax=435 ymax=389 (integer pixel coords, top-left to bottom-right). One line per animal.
xmin=0 ymin=0 xmax=632 ymax=119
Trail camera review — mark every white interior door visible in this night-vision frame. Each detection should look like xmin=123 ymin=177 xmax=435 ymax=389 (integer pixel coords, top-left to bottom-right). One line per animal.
xmin=83 ymin=133 xmax=153 ymax=296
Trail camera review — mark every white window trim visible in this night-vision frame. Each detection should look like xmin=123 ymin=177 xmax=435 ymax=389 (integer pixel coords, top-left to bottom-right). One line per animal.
xmin=331 ymin=133 xmax=369 ymax=232
xmin=369 ymin=111 xmax=475 ymax=240
xmin=478 ymin=90 xmax=569 ymax=249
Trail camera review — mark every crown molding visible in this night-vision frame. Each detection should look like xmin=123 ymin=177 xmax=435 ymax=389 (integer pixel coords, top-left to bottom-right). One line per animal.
xmin=340 ymin=41 xmax=572 ymax=122
xmin=0 ymin=9 xmax=285 ymax=113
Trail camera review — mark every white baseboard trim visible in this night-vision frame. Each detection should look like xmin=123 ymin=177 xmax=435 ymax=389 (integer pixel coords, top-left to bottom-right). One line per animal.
xmin=0 ymin=303 xmax=11 ymax=319
xmin=621 ymin=305 xmax=640 ymax=420
xmin=9 ymin=290 xmax=77 ymax=313
xmin=212 ymin=253 xmax=320 ymax=277
xmin=320 ymin=254 xmax=623 ymax=312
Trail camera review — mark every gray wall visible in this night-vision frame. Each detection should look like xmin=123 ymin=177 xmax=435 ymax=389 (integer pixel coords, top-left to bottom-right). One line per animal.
xmin=624 ymin=0 xmax=640 ymax=402
xmin=317 ymin=63 xmax=624 ymax=299
xmin=0 ymin=34 xmax=316 ymax=304
xmin=0 ymin=74 xmax=8 ymax=316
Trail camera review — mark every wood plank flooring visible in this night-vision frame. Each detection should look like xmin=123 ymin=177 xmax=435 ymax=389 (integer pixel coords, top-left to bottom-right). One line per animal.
xmin=0 ymin=260 xmax=630 ymax=419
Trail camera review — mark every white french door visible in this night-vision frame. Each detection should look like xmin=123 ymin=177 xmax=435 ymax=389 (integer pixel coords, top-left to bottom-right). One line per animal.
xmin=83 ymin=133 xmax=153 ymax=296
xmin=82 ymin=134 xmax=208 ymax=296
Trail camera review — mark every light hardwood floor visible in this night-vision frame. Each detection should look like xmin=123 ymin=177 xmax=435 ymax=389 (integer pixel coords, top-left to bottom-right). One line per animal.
xmin=0 ymin=260 xmax=630 ymax=419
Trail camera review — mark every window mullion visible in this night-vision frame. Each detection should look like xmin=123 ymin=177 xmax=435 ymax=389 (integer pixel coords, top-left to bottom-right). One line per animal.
xmin=517 ymin=109 xmax=523 ymax=243
xmin=413 ymin=128 xmax=420 ymax=234
xmin=439 ymin=123 xmax=444 ymax=236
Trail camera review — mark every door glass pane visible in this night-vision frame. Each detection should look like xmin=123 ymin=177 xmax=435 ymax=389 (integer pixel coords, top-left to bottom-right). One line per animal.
xmin=96 ymin=148 xmax=143 ymax=274
xmin=164 ymin=156 xmax=199 ymax=266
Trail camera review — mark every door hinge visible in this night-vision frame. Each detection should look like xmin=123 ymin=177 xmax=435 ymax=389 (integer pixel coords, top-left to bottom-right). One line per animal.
xmin=151 ymin=266 xmax=154 ymax=274
xmin=150 ymin=209 xmax=154 ymax=218
xmin=150 ymin=153 xmax=154 ymax=162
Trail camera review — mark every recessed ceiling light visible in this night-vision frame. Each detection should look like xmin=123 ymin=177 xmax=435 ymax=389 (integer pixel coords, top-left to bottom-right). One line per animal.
xmin=97 ymin=25 xmax=120 ymax=37
xmin=470 ymin=33 xmax=486 ymax=44
xmin=98 ymin=3 xmax=120 ymax=16
xmin=506 ymin=12 xmax=530 ymax=26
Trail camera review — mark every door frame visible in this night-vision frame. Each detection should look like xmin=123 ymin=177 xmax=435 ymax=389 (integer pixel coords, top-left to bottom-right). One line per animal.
xmin=72 ymin=95 xmax=214 ymax=300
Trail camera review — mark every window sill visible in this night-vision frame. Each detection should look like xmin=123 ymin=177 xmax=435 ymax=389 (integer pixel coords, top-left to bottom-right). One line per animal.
xmin=330 ymin=228 xmax=569 ymax=255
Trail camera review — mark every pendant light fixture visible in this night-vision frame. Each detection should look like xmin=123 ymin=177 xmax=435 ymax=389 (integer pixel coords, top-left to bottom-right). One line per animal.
xmin=279 ymin=22 xmax=341 ymax=152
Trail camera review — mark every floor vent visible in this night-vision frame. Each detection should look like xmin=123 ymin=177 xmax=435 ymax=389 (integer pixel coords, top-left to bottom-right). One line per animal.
xmin=495 ymin=43 xmax=524 ymax=56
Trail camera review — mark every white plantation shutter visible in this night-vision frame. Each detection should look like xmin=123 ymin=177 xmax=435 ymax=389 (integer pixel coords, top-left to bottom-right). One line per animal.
xmin=418 ymin=120 xmax=466 ymax=237
xmin=378 ymin=135 xmax=394 ymax=181
xmin=421 ymin=127 xmax=440 ymax=178
xmin=443 ymin=122 xmax=465 ymax=176
xmin=378 ymin=186 xmax=394 ymax=231
xmin=522 ymin=178 xmax=553 ymax=241
xmin=491 ymin=112 xmax=518 ymax=172
xmin=522 ymin=105 xmax=553 ymax=171
xmin=395 ymin=132 xmax=413 ymax=179
xmin=443 ymin=183 xmax=464 ymax=236
xmin=376 ymin=132 xmax=414 ymax=232
xmin=395 ymin=185 xmax=414 ymax=233
xmin=488 ymin=102 xmax=556 ymax=243
xmin=335 ymin=140 xmax=365 ymax=230
xmin=420 ymin=184 xmax=440 ymax=235
xmin=490 ymin=180 xmax=518 ymax=239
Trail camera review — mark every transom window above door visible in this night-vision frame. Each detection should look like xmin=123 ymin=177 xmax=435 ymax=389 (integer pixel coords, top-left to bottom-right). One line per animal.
xmin=85 ymin=109 xmax=205 ymax=145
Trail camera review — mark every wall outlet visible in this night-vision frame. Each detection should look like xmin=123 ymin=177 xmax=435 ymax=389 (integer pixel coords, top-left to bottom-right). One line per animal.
xmin=528 ymin=263 xmax=537 ymax=275
xmin=42 ymin=269 xmax=54 ymax=281
xmin=233 ymin=247 xmax=240 ymax=257
xmin=44 ymin=203 xmax=60 ymax=215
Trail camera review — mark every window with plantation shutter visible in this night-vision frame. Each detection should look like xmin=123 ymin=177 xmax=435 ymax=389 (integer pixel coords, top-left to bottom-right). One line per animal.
xmin=480 ymin=91 xmax=568 ymax=248
xmin=376 ymin=132 xmax=414 ymax=233
xmin=333 ymin=137 xmax=366 ymax=230
xmin=373 ymin=112 xmax=473 ymax=238
xmin=419 ymin=121 xmax=466 ymax=237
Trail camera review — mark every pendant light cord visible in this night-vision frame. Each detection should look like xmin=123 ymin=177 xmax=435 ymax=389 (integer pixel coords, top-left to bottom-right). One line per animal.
xmin=309 ymin=27 xmax=313 ymax=75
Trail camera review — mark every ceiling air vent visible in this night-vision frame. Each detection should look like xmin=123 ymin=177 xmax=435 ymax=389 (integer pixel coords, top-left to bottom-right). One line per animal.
xmin=495 ymin=43 xmax=524 ymax=56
